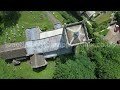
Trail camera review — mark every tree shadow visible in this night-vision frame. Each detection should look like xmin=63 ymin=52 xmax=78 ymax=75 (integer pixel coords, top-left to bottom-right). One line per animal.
xmin=67 ymin=11 xmax=83 ymax=21
xmin=2 ymin=11 xmax=21 ymax=28
xmin=33 ymin=65 xmax=47 ymax=73
xmin=0 ymin=27 xmax=3 ymax=35
xmin=5 ymin=59 xmax=12 ymax=64
xmin=56 ymin=52 xmax=75 ymax=64
xmin=46 ymin=58 xmax=56 ymax=61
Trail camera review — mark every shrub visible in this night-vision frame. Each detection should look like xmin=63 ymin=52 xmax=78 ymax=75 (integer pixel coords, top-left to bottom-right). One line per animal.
xmin=88 ymin=44 xmax=120 ymax=79
xmin=92 ymin=22 xmax=98 ymax=28
xmin=53 ymin=46 xmax=96 ymax=79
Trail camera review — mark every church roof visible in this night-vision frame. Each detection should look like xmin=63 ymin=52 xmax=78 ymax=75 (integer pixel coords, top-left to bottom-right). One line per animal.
xmin=64 ymin=22 xmax=91 ymax=46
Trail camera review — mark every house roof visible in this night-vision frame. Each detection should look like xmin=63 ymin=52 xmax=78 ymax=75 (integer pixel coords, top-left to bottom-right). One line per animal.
xmin=40 ymin=28 xmax=63 ymax=39
xmin=30 ymin=54 xmax=48 ymax=68
xmin=0 ymin=42 xmax=25 ymax=53
xmin=25 ymin=32 xmax=67 ymax=56
xmin=44 ymin=47 xmax=72 ymax=58
xmin=64 ymin=22 xmax=90 ymax=46
xmin=26 ymin=27 xmax=41 ymax=41
xmin=0 ymin=42 xmax=26 ymax=59
xmin=54 ymin=22 xmax=62 ymax=29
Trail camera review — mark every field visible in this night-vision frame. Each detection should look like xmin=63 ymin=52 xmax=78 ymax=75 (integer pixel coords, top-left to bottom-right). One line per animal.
xmin=95 ymin=11 xmax=112 ymax=24
xmin=0 ymin=11 xmax=54 ymax=44
xmin=51 ymin=11 xmax=65 ymax=24
xmin=0 ymin=58 xmax=56 ymax=79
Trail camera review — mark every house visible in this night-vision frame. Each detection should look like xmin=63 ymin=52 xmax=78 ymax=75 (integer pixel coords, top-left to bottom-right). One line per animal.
xmin=0 ymin=21 xmax=91 ymax=68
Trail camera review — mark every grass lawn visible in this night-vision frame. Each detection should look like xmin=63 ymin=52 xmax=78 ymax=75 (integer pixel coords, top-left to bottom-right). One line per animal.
xmin=0 ymin=58 xmax=56 ymax=79
xmin=95 ymin=11 xmax=100 ymax=14
xmin=51 ymin=11 xmax=65 ymax=24
xmin=99 ymin=29 xmax=109 ymax=36
xmin=93 ymin=29 xmax=109 ymax=38
xmin=95 ymin=11 xmax=112 ymax=25
xmin=0 ymin=11 xmax=54 ymax=44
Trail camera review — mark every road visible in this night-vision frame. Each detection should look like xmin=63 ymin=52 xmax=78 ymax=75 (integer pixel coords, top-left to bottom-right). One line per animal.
xmin=45 ymin=11 xmax=61 ymax=24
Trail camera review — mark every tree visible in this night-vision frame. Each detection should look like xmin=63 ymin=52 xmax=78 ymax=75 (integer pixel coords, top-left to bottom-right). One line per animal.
xmin=0 ymin=11 xmax=21 ymax=28
xmin=92 ymin=22 xmax=98 ymax=28
xmin=53 ymin=46 xmax=96 ymax=79
xmin=59 ymin=11 xmax=79 ymax=24
xmin=86 ymin=21 xmax=94 ymax=39
xmin=87 ymin=44 xmax=120 ymax=79
xmin=115 ymin=12 xmax=120 ymax=25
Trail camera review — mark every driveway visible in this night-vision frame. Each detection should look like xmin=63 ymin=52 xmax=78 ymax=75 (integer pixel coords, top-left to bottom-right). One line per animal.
xmin=45 ymin=11 xmax=61 ymax=24
xmin=103 ymin=24 xmax=120 ymax=44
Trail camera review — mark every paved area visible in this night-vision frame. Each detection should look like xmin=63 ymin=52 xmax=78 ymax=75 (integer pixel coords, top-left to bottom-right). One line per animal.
xmin=104 ymin=24 xmax=120 ymax=44
xmin=45 ymin=11 xmax=60 ymax=24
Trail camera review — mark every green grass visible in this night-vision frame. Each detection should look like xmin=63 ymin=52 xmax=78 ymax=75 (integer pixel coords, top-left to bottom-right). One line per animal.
xmin=95 ymin=11 xmax=112 ymax=25
xmin=0 ymin=59 xmax=56 ymax=79
xmin=99 ymin=29 xmax=109 ymax=36
xmin=0 ymin=11 xmax=54 ymax=44
xmin=51 ymin=11 xmax=65 ymax=24
xmin=95 ymin=11 xmax=100 ymax=14
xmin=94 ymin=29 xmax=109 ymax=36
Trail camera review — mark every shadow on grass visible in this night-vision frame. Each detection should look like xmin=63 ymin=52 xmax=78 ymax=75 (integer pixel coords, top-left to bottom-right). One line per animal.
xmin=46 ymin=58 xmax=56 ymax=61
xmin=5 ymin=59 xmax=12 ymax=64
xmin=0 ymin=27 xmax=3 ymax=35
xmin=2 ymin=11 xmax=21 ymax=28
xmin=67 ymin=11 xmax=83 ymax=21
xmin=33 ymin=65 xmax=47 ymax=73
xmin=5 ymin=56 xmax=29 ymax=65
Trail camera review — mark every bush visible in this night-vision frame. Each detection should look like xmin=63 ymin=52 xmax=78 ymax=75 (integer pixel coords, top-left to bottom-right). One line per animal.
xmin=53 ymin=46 xmax=96 ymax=79
xmin=115 ymin=12 xmax=120 ymax=25
xmin=54 ymin=43 xmax=120 ymax=79
xmin=88 ymin=44 xmax=120 ymax=79
xmin=59 ymin=11 xmax=79 ymax=24
xmin=86 ymin=21 xmax=94 ymax=39
xmin=92 ymin=22 xmax=98 ymax=28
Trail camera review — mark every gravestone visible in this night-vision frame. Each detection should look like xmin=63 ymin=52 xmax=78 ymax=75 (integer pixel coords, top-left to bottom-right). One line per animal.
xmin=6 ymin=32 xmax=8 ymax=36
xmin=16 ymin=24 xmax=19 ymax=28
xmin=12 ymin=60 xmax=21 ymax=66
xmin=30 ymin=11 xmax=32 ymax=12
xmin=13 ymin=28 xmax=16 ymax=33
xmin=8 ymin=37 xmax=11 ymax=41
xmin=18 ymin=29 xmax=20 ymax=32
xmin=11 ymin=30 xmax=13 ymax=33
xmin=19 ymin=33 xmax=21 ymax=37
xmin=13 ymin=38 xmax=16 ymax=42
xmin=22 ymin=26 xmax=24 ymax=29
xmin=40 ymin=14 xmax=44 ymax=20
xmin=13 ymin=35 xmax=16 ymax=38
xmin=12 ymin=33 xmax=14 ymax=35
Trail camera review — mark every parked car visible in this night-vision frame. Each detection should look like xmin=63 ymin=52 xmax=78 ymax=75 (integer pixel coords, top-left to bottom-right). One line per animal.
xmin=117 ymin=40 xmax=120 ymax=44
xmin=114 ymin=25 xmax=119 ymax=32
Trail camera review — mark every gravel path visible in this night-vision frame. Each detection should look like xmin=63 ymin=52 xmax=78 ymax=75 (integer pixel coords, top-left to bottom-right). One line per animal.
xmin=104 ymin=25 xmax=120 ymax=44
xmin=45 ymin=11 xmax=61 ymax=24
